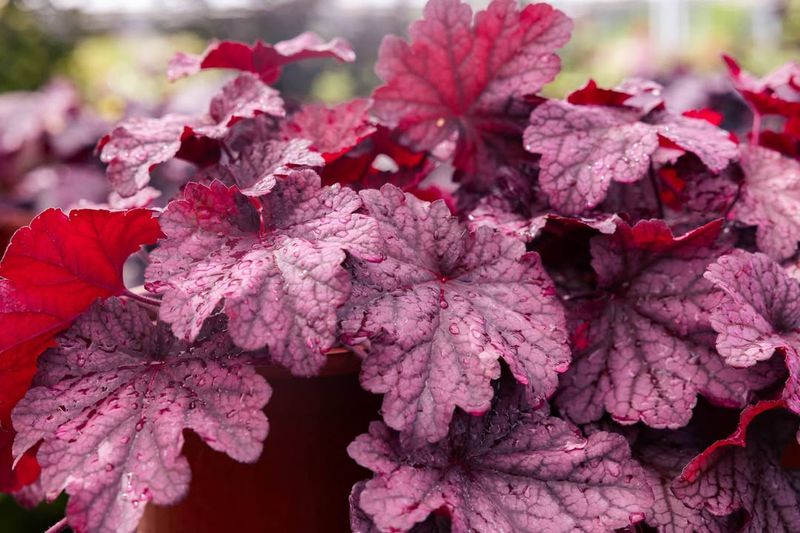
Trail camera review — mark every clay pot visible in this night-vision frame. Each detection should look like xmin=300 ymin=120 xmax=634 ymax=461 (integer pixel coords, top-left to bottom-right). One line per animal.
xmin=139 ymin=354 xmax=380 ymax=533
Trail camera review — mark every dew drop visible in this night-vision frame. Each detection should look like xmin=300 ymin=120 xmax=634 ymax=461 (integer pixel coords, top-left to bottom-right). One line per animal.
xmin=105 ymin=464 xmax=114 ymax=472
xmin=448 ymin=324 xmax=460 ymax=335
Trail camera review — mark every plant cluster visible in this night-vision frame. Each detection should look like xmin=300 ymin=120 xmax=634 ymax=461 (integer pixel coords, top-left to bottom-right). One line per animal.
xmin=2 ymin=1 xmax=800 ymax=532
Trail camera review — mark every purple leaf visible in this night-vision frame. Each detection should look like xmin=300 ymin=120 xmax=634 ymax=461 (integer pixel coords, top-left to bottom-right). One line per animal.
xmin=650 ymin=112 xmax=737 ymax=173
xmin=732 ymin=145 xmax=800 ymax=260
xmin=340 ymin=184 xmax=569 ymax=443
xmin=99 ymin=74 xmax=283 ymax=197
xmin=98 ymin=115 xmax=191 ymax=197
xmin=704 ymin=250 xmax=800 ymax=412
xmin=146 ymin=171 xmax=381 ymax=376
xmin=203 ymin=139 xmax=324 ymax=196
xmin=11 ymin=298 xmax=270 ymax=533
xmin=705 ymin=250 xmax=800 ymax=366
xmin=633 ymin=429 xmax=729 ymax=533
xmin=524 ymin=100 xmax=659 ymax=214
xmin=188 ymin=73 xmax=285 ymax=139
xmin=673 ymin=411 xmax=800 ymax=532
xmin=556 ymin=219 xmax=778 ymax=428
xmin=350 ymin=481 xmax=450 ymax=533
xmin=348 ymin=390 xmax=653 ymax=533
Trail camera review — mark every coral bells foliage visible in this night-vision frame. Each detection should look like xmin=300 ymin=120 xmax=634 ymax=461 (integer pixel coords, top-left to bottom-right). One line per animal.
xmin=4 ymin=1 xmax=800 ymax=532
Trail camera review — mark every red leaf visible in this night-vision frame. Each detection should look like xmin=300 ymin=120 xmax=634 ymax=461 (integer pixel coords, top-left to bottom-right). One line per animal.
xmin=567 ymin=79 xmax=633 ymax=107
xmin=372 ymin=0 xmax=571 ymax=186
xmin=0 ymin=208 xmax=162 ymax=491
xmin=682 ymin=108 xmax=724 ymax=127
xmin=168 ymin=33 xmax=355 ymax=84
xmin=679 ymin=399 xmax=787 ymax=483
xmin=723 ymin=54 xmax=800 ymax=119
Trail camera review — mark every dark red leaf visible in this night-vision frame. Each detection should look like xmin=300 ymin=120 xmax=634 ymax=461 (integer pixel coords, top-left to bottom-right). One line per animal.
xmin=567 ymin=79 xmax=633 ymax=107
xmin=372 ymin=0 xmax=571 ymax=185
xmin=168 ymin=33 xmax=355 ymax=84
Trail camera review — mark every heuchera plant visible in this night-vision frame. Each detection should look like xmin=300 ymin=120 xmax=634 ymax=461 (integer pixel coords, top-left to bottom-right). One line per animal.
xmin=2 ymin=1 xmax=800 ymax=531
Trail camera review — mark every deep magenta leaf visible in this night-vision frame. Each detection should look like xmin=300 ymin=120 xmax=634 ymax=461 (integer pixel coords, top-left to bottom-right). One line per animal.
xmin=556 ymin=219 xmax=778 ymax=428
xmin=11 ymin=298 xmax=270 ymax=533
xmin=524 ymin=98 xmax=736 ymax=215
xmin=650 ymin=111 xmax=737 ymax=173
xmin=348 ymin=391 xmax=653 ymax=533
xmin=633 ymin=428 xmax=730 ymax=533
xmin=732 ymin=145 xmax=800 ymax=260
xmin=146 ymin=172 xmax=381 ymax=376
xmin=372 ymin=0 xmax=571 ymax=184
xmin=340 ymin=184 xmax=568 ymax=443
xmin=705 ymin=250 xmax=800 ymax=367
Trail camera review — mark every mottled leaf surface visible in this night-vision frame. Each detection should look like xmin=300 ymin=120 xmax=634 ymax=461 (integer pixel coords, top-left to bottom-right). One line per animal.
xmin=188 ymin=73 xmax=284 ymax=140
xmin=204 ymin=139 xmax=323 ymax=196
xmin=348 ymin=391 xmax=653 ymax=533
xmin=12 ymin=298 xmax=270 ymax=533
xmin=733 ymin=145 xmax=800 ymax=260
xmin=98 ymin=115 xmax=191 ymax=197
xmin=146 ymin=172 xmax=380 ymax=376
xmin=283 ymin=98 xmax=376 ymax=161
xmin=524 ymin=100 xmax=658 ymax=214
xmin=524 ymin=100 xmax=736 ymax=215
xmin=633 ymin=429 xmax=728 ymax=533
xmin=673 ymin=411 xmax=800 ymax=533
xmin=341 ymin=185 xmax=568 ymax=443
xmin=704 ymin=250 xmax=800 ymax=412
xmin=556 ymin=220 xmax=776 ymax=428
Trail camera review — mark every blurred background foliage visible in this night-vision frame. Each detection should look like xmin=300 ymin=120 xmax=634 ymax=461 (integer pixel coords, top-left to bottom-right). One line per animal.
xmin=0 ymin=0 xmax=798 ymax=531
xmin=0 ymin=0 xmax=798 ymax=120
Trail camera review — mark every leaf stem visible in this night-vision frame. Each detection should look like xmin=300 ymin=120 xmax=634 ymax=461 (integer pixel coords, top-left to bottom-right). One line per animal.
xmin=751 ymin=110 xmax=762 ymax=146
xmin=44 ymin=517 xmax=69 ymax=533
xmin=123 ymin=289 xmax=161 ymax=308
